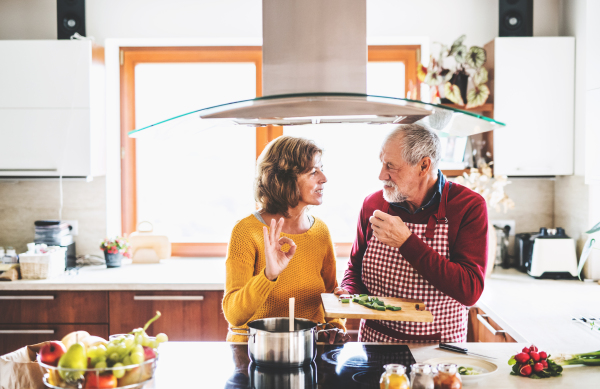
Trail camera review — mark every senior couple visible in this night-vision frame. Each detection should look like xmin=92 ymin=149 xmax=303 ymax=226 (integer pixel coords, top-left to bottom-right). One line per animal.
xmin=223 ymin=124 xmax=488 ymax=344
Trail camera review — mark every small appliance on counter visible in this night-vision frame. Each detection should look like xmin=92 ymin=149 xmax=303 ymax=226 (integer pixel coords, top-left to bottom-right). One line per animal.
xmin=34 ymin=220 xmax=76 ymax=269
xmin=515 ymin=227 xmax=578 ymax=279
xmin=129 ymin=221 xmax=171 ymax=263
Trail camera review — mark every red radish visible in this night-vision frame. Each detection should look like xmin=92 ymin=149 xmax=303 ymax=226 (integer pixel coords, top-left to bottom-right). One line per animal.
xmin=520 ymin=364 xmax=533 ymax=377
xmin=522 ymin=347 xmax=530 ymax=354
xmin=515 ymin=353 xmax=531 ymax=364
xmin=541 ymin=360 xmax=548 ymax=369
xmin=533 ymin=362 xmax=544 ymax=372
xmin=529 ymin=345 xmax=538 ymax=352
xmin=539 ymin=351 xmax=548 ymax=359
xmin=530 ymin=351 xmax=540 ymax=362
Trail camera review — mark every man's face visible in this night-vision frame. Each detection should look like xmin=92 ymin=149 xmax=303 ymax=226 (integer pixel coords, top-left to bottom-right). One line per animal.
xmin=378 ymin=138 xmax=422 ymax=203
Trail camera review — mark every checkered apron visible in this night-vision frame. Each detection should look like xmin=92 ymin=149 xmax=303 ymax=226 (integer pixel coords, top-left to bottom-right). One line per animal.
xmin=359 ymin=182 xmax=468 ymax=343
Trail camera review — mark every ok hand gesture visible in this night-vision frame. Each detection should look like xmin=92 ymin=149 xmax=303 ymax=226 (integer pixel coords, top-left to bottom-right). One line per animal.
xmin=263 ymin=218 xmax=297 ymax=281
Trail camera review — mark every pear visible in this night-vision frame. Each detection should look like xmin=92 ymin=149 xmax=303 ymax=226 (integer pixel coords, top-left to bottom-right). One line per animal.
xmin=57 ymin=342 xmax=87 ymax=381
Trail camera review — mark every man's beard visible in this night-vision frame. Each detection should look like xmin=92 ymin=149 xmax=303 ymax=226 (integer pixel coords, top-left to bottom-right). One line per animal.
xmin=381 ymin=180 xmax=408 ymax=203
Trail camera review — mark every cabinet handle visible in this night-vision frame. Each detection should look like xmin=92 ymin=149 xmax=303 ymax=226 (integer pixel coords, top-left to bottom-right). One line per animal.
xmin=0 ymin=329 xmax=55 ymax=334
xmin=0 ymin=295 xmax=54 ymax=300
xmin=133 ymin=295 xmax=204 ymax=301
xmin=0 ymin=169 xmax=58 ymax=172
xmin=477 ymin=314 xmax=505 ymax=336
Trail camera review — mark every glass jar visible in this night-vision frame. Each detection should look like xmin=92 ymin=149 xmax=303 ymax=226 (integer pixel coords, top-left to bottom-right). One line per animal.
xmin=379 ymin=364 xmax=410 ymax=389
xmin=434 ymin=364 xmax=462 ymax=389
xmin=410 ymin=363 xmax=434 ymax=389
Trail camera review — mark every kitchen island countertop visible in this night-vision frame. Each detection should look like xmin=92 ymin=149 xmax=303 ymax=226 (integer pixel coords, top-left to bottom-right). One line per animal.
xmin=144 ymin=341 xmax=599 ymax=388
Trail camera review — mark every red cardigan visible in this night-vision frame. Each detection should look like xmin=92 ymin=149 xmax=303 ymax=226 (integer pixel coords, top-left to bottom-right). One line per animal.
xmin=341 ymin=182 xmax=488 ymax=307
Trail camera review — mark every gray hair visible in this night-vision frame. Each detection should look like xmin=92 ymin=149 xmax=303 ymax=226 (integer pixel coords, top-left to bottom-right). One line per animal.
xmin=384 ymin=124 xmax=441 ymax=171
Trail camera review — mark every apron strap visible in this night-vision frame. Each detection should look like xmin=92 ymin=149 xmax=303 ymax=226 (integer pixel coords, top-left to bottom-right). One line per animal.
xmin=425 ymin=181 xmax=450 ymax=239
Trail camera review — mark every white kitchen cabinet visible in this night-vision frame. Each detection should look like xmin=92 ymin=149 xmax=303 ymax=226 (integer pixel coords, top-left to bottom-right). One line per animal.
xmin=488 ymin=37 xmax=575 ymax=176
xmin=0 ymin=40 xmax=105 ymax=178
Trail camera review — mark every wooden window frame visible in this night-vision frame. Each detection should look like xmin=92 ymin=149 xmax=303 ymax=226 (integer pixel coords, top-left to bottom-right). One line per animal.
xmin=120 ymin=45 xmax=422 ymax=257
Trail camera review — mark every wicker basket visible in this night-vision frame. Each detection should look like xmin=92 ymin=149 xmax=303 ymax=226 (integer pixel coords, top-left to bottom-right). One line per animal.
xmin=19 ymin=248 xmax=66 ymax=279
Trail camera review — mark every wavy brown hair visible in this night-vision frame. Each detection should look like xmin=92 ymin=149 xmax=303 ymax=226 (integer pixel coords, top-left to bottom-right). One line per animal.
xmin=254 ymin=136 xmax=322 ymax=217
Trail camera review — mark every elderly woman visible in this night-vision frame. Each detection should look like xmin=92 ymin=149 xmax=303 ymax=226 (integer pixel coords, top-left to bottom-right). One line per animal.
xmin=223 ymin=135 xmax=347 ymax=343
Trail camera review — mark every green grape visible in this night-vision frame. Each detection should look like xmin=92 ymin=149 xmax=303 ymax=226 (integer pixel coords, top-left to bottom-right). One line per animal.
xmin=130 ymin=351 xmax=144 ymax=365
xmin=106 ymin=344 xmax=117 ymax=355
xmin=147 ymin=340 xmax=157 ymax=349
xmin=95 ymin=361 xmax=107 ymax=370
xmin=122 ymin=355 xmax=133 ymax=367
xmin=112 ymin=363 xmax=125 ymax=379
xmin=124 ymin=337 xmax=134 ymax=348
xmin=108 ymin=352 xmax=120 ymax=362
xmin=90 ymin=356 xmax=106 ymax=366
xmin=133 ymin=344 xmax=144 ymax=355
xmin=116 ymin=342 xmax=128 ymax=357
xmin=95 ymin=344 xmax=107 ymax=357
xmin=87 ymin=346 xmax=99 ymax=359
xmin=156 ymin=333 xmax=168 ymax=344
xmin=134 ymin=334 xmax=144 ymax=345
xmin=141 ymin=337 xmax=151 ymax=347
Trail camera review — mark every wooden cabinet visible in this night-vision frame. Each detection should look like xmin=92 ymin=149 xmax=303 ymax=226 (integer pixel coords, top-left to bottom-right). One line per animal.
xmin=0 ymin=324 xmax=108 ymax=356
xmin=486 ymin=37 xmax=575 ymax=176
xmin=0 ymin=40 xmax=105 ymax=179
xmin=467 ymin=307 xmax=516 ymax=343
xmin=0 ymin=291 xmax=108 ymax=324
xmin=0 ymin=291 xmax=109 ymax=355
xmin=108 ymin=291 xmax=228 ymax=342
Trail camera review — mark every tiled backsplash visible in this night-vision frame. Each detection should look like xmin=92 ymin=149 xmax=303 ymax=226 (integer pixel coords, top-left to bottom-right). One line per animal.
xmin=0 ymin=177 xmax=106 ymax=256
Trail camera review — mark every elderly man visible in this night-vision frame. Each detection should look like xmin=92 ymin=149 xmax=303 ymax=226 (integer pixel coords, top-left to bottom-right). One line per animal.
xmin=336 ymin=123 xmax=488 ymax=343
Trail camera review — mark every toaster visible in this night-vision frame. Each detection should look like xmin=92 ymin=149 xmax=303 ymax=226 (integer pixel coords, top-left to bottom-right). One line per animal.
xmin=522 ymin=227 xmax=578 ymax=279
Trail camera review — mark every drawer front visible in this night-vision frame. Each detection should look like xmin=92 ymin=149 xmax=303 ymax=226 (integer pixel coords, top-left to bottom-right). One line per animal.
xmin=0 ymin=324 xmax=108 ymax=356
xmin=109 ymin=291 xmax=228 ymax=341
xmin=0 ymin=291 xmax=108 ymax=324
xmin=467 ymin=307 xmax=517 ymax=343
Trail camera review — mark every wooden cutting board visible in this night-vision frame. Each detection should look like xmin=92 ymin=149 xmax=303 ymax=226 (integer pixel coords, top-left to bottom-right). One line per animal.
xmin=321 ymin=293 xmax=434 ymax=322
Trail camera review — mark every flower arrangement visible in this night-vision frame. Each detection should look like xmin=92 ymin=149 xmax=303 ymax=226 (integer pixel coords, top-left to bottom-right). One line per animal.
xmin=454 ymin=161 xmax=515 ymax=213
xmin=100 ymin=236 xmax=131 ymax=258
xmin=418 ymin=35 xmax=490 ymax=108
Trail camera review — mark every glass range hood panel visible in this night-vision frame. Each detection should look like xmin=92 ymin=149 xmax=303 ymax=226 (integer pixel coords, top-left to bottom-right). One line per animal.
xmin=128 ymin=93 xmax=505 ymax=138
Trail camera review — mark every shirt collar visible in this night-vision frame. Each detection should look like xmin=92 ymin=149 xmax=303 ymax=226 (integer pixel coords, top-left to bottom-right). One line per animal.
xmin=390 ymin=170 xmax=446 ymax=214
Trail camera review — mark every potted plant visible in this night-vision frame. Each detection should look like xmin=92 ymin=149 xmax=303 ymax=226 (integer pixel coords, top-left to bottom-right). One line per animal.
xmin=418 ymin=35 xmax=490 ymax=108
xmin=100 ymin=237 xmax=131 ymax=268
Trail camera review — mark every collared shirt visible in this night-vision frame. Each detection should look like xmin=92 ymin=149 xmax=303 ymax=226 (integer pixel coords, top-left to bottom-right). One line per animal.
xmin=389 ymin=170 xmax=448 ymax=215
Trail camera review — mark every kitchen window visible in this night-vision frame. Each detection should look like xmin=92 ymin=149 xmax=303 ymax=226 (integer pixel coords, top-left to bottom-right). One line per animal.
xmin=120 ymin=46 xmax=422 ymax=256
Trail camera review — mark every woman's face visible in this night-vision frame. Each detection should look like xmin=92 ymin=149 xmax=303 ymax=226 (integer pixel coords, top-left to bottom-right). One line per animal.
xmin=297 ymin=154 xmax=327 ymax=207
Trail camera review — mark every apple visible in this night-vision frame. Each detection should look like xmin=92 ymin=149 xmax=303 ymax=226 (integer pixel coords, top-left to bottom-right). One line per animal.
xmin=38 ymin=341 xmax=67 ymax=366
xmin=84 ymin=372 xmax=117 ymax=389
xmin=142 ymin=346 xmax=156 ymax=360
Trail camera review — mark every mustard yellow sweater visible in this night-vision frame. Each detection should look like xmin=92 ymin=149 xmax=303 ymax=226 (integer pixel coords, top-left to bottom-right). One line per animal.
xmin=223 ymin=214 xmax=345 ymax=342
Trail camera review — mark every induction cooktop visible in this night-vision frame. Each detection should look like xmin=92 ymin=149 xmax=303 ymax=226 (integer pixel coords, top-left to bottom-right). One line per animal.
xmin=224 ymin=343 xmax=416 ymax=389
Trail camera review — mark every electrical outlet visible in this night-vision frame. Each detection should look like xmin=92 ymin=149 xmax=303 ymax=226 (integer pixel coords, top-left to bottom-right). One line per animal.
xmin=490 ymin=219 xmax=516 ymax=236
xmin=63 ymin=220 xmax=78 ymax=236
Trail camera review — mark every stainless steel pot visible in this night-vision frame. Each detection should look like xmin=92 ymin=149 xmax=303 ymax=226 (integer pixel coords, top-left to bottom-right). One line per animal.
xmin=229 ymin=318 xmax=323 ymax=367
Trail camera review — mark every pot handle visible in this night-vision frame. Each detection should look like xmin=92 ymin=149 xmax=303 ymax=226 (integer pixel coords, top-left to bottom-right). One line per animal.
xmin=228 ymin=327 xmax=251 ymax=336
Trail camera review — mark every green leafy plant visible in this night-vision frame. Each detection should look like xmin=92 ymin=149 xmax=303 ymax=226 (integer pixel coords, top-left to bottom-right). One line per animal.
xmin=418 ymin=35 xmax=490 ymax=108
xmin=576 ymin=221 xmax=600 ymax=280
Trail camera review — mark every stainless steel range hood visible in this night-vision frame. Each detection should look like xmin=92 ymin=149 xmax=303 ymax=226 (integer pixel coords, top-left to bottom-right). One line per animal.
xmin=129 ymin=0 xmax=504 ymax=138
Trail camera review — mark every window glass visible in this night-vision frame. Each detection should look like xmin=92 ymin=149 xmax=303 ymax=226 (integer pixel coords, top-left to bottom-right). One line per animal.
xmin=135 ymin=63 xmax=257 ymax=242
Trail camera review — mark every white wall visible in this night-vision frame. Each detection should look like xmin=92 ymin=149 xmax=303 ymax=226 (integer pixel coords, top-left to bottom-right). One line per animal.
xmin=0 ymin=0 xmax=566 ymax=255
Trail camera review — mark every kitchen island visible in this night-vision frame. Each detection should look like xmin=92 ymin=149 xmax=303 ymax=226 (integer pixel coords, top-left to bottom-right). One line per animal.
xmin=2 ymin=258 xmax=600 ymax=355
xmin=142 ymin=341 xmax=599 ymax=388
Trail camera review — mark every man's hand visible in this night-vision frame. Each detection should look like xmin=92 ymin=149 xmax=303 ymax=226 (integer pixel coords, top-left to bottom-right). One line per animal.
xmin=333 ymin=287 xmax=349 ymax=296
xmin=369 ymin=210 xmax=412 ymax=248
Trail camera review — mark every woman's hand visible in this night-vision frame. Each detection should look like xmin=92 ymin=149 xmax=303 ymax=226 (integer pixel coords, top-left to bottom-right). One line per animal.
xmin=263 ymin=217 xmax=297 ymax=281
